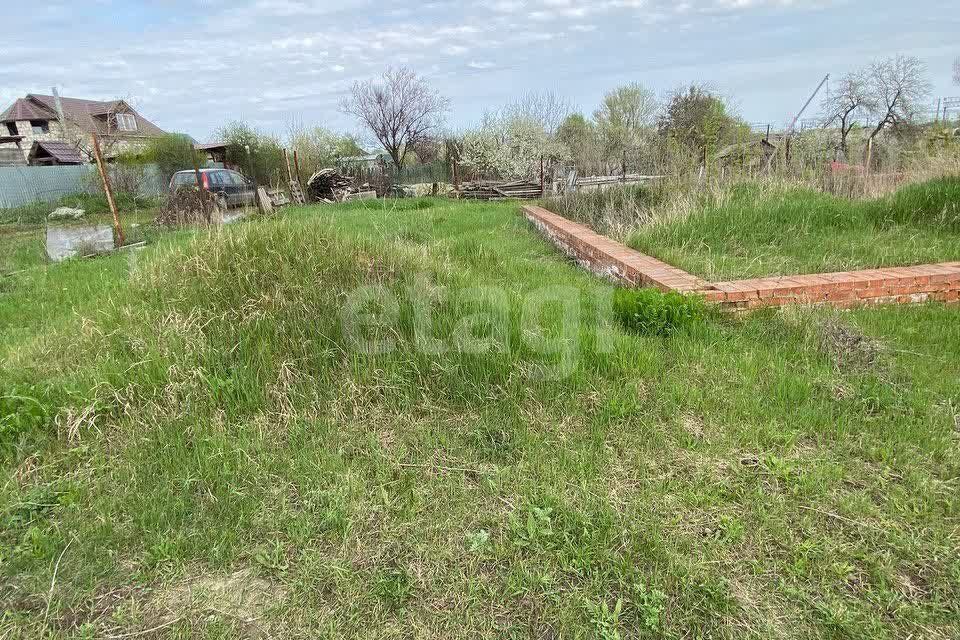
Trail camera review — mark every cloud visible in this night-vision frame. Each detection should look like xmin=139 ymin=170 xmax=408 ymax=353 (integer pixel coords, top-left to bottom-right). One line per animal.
xmin=0 ymin=0 xmax=900 ymax=141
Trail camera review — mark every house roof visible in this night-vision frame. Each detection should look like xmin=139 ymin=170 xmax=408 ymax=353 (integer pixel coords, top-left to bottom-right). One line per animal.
xmin=0 ymin=98 xmax=55 ymax=122
xmin=195 ymin=142 xmax=227 ymax=151
xmin=30 ymin=141 xmax=84 ymax=164
xmin=0 ymin=94 xmax=166 ymax=138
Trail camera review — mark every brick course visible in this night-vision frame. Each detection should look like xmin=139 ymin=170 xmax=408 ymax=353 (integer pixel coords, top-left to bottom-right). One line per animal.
xmin=522 ymin=204 xmax=960 ymax=311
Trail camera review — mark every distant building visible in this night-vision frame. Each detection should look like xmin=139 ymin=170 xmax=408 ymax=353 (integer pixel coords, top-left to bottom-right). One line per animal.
xmin=0 ymin=93 xmax=166 ymax=165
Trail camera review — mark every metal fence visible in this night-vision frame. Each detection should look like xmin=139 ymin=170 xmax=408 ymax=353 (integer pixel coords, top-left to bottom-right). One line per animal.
xmin=0 ymin=164 xmax=166 ymax=209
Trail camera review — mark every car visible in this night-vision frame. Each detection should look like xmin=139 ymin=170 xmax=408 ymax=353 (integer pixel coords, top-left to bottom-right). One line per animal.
xmin=169 ymin=168 xmax=256 ymax=208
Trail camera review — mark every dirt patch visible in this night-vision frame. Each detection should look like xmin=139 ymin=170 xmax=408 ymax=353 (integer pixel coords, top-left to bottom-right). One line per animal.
xmin=154 ymin=568 xmax=285 ymax=621
xmin=818 ymin=317 xmax=884 ymax=372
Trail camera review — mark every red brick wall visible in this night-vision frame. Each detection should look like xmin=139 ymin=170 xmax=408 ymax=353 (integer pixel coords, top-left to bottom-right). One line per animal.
xmin=523 ymin=204 xmax=960 ymax=311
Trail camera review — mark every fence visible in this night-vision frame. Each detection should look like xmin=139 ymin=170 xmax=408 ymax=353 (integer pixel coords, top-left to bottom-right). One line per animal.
xmin=0 ymin=163 xmax=166 ymax=209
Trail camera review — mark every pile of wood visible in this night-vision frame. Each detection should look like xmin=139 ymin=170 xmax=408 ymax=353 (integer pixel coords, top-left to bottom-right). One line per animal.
xmin=457 ymin=180 xmax=543 ymax=201
xmin=307 ymin=168 xmax=374 ymax=202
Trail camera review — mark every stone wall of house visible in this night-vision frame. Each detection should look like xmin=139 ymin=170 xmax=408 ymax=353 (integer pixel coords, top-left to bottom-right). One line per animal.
xmin=5 ymin=119 xmax=69 ymax=161
xmin=2 ymin=118 xmax=151 ymax=163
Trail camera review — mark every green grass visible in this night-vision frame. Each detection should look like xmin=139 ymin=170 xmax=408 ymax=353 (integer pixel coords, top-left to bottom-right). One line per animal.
xmin=0 ymin=192 xmax=161 ymax=226
xmin=1 ymin=197 xmax=959 ymax=638
xmin=564 ymin=177 xmax=960 ymax=282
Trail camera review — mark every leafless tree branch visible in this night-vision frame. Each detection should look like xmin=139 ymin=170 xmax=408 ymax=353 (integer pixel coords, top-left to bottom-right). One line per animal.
xmin=865 ymin=55 xmax=931 ymax=142
xmin=339 ymin=66 xmax=450 ymax=171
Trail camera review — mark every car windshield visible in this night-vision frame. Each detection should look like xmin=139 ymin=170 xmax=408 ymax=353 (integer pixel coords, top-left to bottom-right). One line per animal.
xmin=172 ymin=172 xmax=198 ymax=186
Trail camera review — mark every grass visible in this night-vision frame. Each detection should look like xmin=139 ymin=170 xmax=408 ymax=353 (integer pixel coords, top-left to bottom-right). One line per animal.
xmin=0 ymin=204 xmax=160 ymax=275
xmin=0 ymin=192 xmax=161 ymax=226
xmin=1 ymin=196 xmax=959 ymax=638
xmin=550 ymin=177 xmax=960 ymax=282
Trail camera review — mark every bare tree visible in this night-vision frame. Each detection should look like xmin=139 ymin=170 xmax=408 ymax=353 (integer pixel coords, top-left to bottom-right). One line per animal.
xmin=820 ymin=70 xmax=874 ymax=157
xmin=340 ymin=66 xmax=450 ymax=171
xmin=865 ymin=55 xmax=931 ymax=144
xmin=503 ymin=91 xmax=574 ymax=137
xmin=954 ymin=57 xmax=960 ymax=86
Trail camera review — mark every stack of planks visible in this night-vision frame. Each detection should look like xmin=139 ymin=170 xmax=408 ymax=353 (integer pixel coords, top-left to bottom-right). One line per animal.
xmin=457 ymin=180 xmax=543 ymax=201
xmin=306 ymin=168 xmax=372 ymax=203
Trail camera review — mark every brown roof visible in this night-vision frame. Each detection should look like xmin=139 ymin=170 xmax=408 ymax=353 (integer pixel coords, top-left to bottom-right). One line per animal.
xmin=30 ymin=141 xmax=84 ymax=164
xmin=0 ymin=98 xmax=55 ymax=122
xmin=0 ymin=94 xmax=165 ymax=138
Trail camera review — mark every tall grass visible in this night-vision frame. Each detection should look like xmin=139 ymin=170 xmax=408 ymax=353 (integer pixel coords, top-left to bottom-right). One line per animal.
xmin=1 ymin=198 xmax=959 ymax=638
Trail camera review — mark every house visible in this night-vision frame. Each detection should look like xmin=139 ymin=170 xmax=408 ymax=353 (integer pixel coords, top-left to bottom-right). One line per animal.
xmin=0 ymin=93 xmax=166 ymax=165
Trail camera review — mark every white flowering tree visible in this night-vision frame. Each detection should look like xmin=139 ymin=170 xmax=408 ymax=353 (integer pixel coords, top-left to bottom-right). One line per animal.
xmin=460 ymin=113 xmax=569 ymax=181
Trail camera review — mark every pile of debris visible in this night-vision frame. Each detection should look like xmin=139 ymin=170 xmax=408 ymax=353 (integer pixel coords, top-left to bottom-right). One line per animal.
xmin=457 ymin=180 xmax=543 ymax=200
xmin=156 ymin=187 xmax=223 ymax=226
xmin=307 ymin=168 xmax=375 ymax=202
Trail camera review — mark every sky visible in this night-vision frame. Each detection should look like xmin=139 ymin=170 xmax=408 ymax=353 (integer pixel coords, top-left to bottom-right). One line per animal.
xmin=2 ymin=0 xmax=958 ymax=145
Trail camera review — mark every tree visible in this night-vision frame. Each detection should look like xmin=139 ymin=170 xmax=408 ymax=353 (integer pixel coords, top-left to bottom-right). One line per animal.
xmin=820 ymin=70 xmax=875 ymax=156
xmin=503 ymin=91 xmax=574 ymax=137
xmin=593 ymin=83 xmax=659 ymax=170
xmin=217 ymin=121 xmax=285 ymax=185
xmin=460 ymin=113 xmax=568 ymax=181
xmin=865 ymin=55 xmax=931 ymax=144
xmin=954 ymin=57 xmax=960 ymax=86
xmin=340 ymin=66 xmax=450 ymax=171
xmin=557 ymin=113 xmax=601 ymax=171
xmin=288 ymin=124 xmax=365 ymax=173
xmin=658 ymin=84 xmax=744 ymax=155
xmin=140 ymin=133 xmax=206 ymax=182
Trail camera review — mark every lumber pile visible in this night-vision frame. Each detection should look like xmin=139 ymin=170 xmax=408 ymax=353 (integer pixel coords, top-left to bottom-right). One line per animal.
xmin=457 ymin=180 xmax=543 ymax=201
xmin=306 ymin=168 xmax=374 ymax=203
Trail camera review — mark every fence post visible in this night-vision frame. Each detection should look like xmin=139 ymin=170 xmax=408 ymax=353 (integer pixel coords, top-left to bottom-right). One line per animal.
xmin=192 ymin=154 xmax=209 ymax=223
xmin=91 ymin=132 xmax=124 ymax=247
xmin=540 ymin=155 xmax=545 ymax=197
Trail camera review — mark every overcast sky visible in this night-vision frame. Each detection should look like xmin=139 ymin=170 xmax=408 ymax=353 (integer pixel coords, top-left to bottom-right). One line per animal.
xmin=2 ymin=0 xmax=957 ymax=145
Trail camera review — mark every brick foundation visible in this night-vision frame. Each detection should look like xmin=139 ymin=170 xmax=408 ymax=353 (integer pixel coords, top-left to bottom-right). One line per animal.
xmin=522 ymin=204 xmax=960 ymax=311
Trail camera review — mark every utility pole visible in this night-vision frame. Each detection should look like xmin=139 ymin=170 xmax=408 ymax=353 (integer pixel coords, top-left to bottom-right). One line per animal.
xmin=52 ymin=87 xmax=67 ymax=138
xmin=91 ymin=132 xmax=124 ymax=247
xmin=766 ymin=74 xmax=829 ymax=172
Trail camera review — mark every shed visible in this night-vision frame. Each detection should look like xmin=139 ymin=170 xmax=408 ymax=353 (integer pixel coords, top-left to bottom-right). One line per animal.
xmin=28 ymin=141 xmax=84 ymax=166
xmin=0 ymin=135 xmax=26 ymax=166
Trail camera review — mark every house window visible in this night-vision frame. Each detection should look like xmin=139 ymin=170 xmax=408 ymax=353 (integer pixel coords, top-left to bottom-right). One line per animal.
xmin=115 ymin=113 xmax=138 ymax=132
xmin=31 ymin=120 xmax=50 ymax=135
xmin=4 ymin=122 xmax=17 ymax=136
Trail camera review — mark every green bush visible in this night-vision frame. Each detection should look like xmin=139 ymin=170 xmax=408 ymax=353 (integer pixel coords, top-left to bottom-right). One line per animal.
xmin=612 ymin=287 xmax=706 ymax=336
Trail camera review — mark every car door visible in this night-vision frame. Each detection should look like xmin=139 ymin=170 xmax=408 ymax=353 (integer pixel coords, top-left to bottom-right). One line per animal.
xmin=229 ymin=171 xmax=256 ymax=205
xmin=216 ymin=170 xmax=242 ymax=206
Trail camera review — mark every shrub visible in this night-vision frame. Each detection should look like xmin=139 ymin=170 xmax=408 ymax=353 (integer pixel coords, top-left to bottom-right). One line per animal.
xmin=612 ymin=287 xmax=705 ymax=336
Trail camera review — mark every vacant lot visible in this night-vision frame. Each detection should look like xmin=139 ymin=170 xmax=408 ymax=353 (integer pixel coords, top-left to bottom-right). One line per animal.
xmin=1 ymin=197 xmax=959 ymax=638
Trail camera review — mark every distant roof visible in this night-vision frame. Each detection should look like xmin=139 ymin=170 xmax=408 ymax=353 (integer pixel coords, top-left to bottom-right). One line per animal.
xmin=0 ymin=94 xmax=165 ymax=138
xmin=195 ymin=141 xmax=227 ymax=151
xmin=30 ymin=141 xmax=84 ymax=164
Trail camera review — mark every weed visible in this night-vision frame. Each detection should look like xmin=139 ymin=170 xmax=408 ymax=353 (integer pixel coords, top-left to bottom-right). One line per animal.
xmin=375 ymin=568 xmax=413 ymax=611
xmin=612 ymin=287 xmax=706 ymax=336
xmin=585 ymin=598 xmax=624 ymax=640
